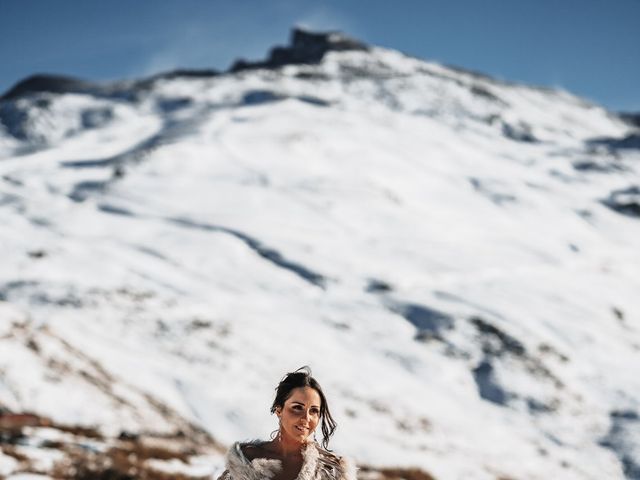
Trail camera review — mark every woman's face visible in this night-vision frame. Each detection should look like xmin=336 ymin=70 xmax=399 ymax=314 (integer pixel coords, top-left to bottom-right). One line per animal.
xmin=276 ymin=386 xmax=321 ymax=444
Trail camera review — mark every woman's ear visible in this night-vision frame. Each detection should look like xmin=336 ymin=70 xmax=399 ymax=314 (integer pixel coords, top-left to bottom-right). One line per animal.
xmin=275 ymin=406 xmax=282 ymax=417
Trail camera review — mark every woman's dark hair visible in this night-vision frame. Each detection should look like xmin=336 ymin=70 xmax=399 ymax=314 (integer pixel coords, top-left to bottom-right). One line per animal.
xmin=270 ymin=366 xmax=337 ymax=450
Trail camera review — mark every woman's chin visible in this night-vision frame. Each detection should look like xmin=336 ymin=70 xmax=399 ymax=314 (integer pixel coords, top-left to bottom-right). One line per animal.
xmin=282 ymin=431 xmax=307 ymax=444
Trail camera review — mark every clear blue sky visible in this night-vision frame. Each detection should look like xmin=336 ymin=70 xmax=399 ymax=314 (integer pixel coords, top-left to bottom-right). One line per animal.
xmin=1 ymin=0 xmax=639 ymax=111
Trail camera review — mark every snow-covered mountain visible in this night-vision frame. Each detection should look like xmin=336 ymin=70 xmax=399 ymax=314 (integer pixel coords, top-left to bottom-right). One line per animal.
xmin=1 ymin=28 xmax=639 ymax=480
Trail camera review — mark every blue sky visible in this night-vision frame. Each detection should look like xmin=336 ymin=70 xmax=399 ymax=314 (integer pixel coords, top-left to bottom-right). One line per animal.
xmin=1 ymin=0 xmax=639 ymax=111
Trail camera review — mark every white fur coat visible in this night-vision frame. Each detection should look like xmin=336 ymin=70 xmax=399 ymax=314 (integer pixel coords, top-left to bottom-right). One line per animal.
xmin=217 ymin=440 xmax=357 ymax=480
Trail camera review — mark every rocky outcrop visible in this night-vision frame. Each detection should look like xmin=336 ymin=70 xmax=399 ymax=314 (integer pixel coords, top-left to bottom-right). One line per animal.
xmin=602 ymin=186 xmax=640 ymax=218
xmin=229 ymin=27 xmax=368 ymax=72
xmin=0 ymin=413 xmax=222 ymax=479
xmin=0 ymin=74 xmax=99 ymax=101
xmin=0 ymin=28 xmax=367 ymax=101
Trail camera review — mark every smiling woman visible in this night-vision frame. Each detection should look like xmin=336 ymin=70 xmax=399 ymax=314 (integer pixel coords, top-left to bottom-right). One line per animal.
xmin=217 ymin=367 xmax=356 ymax=480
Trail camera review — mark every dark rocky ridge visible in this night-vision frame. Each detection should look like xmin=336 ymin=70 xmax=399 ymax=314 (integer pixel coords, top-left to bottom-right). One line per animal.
xmin=0 ymin=69 xmax=222 ymax=102
xmin=0 ymin=74 xmax=103 ymax=101
xmin=602 ymin=186 xmax=640 ymax=218
xmin=619 ymin=112 xmax=640 ymax=128
xmin=0 ymin=28 xmax=367 ymax=101
xmin=0 ymin=73 xmax=137 ymax=102
xmin=229 ymin=27 xmax=368 ymax=72
xmin=588 ymin=134 xmax=640 ymax=151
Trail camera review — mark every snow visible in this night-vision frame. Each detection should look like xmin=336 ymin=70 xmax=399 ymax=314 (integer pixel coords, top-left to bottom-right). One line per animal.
xmin=6 ymin=475 xmax=53 ymax=480
xmin=1 ymin=40 xmax=639 ymax=480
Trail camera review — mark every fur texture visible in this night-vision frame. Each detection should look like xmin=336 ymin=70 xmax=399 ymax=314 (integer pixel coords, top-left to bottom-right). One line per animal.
xmin=217 ymin=440 xmax=357 ymax=480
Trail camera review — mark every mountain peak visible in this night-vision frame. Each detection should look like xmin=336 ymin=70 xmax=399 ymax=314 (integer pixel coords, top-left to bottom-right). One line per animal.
xmin=229 ymin=27 xmax=369 ymax=72
xmin=0 ymin=28 xmax=368 ymax=100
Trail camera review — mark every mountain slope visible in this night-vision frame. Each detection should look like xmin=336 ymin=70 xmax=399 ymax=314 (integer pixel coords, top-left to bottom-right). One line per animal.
xmin=1 ymin=28 xmax=639 ymax=480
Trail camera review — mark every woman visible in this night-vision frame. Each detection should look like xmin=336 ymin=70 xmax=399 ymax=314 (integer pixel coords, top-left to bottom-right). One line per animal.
xmin=217 ymin=367 xmax=356 ymax=480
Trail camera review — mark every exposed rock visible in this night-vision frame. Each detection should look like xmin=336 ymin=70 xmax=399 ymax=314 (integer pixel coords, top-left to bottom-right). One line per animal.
xmin=0 ymin=414 xmax=222 ymax=479
xmin=0 ymin=70 xmax=218 ymax=103
xmin=242 ymin=90 xmax=286 ymax=105
xmin=469 ymin=317 xmax=564 ymax=411
xmin=366 ymin=279 xmax=394 ymax=293
xmin=572 ymin=159 xmax=625 ymax=173
xmin=387 ymin=302 xmax=454 ymax=340
xmin=0 ymin=74 xmax=99 ymax=100
xmin=619 ymin=112 xmax=640 ymax=128
xmin=589 ymin=134 xmax=640 ymax=150
xmin=472 ymin=359 xmax=509 ymax=405
xmin=470 ymin=84 xmax=508 ymax=106
xmin=469 ymin=177 xmax=518 ymax=205
xmin=470 ymin=316 xmax=526 ymax=357
xmin=146 ymin=68 xmax=219 ymax=82
xmin=502 ymin=120 xmax=537 ymax=143
xmin=599 ymin=410 xmax=640 ymax=480
xmin=0 ymin=98 xmax=49 ymax=142
xmin=229 ymin=27 xmax=369 ymax=72
xmin=602 ymin=186 xmax=640 ymax=218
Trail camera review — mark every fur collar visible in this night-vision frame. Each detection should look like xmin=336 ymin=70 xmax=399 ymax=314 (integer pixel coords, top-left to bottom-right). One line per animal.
xmin=223 ymin=440 xmax=357 ymax=480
